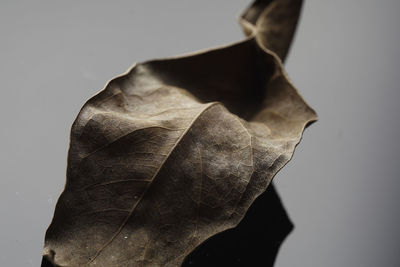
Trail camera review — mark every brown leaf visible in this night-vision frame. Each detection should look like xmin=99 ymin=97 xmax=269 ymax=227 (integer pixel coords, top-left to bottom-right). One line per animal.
xmin=42 ymin=0 xmax=317 ymax=266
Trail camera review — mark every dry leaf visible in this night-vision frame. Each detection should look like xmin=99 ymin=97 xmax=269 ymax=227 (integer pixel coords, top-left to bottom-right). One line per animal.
xmin=42 ymin=0 xmax=317 ymax=266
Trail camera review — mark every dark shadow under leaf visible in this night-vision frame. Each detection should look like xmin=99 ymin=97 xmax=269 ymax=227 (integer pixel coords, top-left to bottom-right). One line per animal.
xmin=183 ymin=184 xmax=293 ymax=267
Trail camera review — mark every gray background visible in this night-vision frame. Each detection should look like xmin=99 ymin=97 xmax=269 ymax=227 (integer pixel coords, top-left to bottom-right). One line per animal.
xmin=1 ymin=0 xmax=399 ymax=266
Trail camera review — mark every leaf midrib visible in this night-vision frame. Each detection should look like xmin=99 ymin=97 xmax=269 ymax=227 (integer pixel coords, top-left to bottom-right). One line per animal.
xmin=86 ymin=101 xmax=219 ymax=265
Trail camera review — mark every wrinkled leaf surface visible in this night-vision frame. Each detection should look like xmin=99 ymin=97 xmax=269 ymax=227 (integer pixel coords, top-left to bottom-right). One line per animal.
xmin=43 ymin=0 xmax=317 ymax=266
